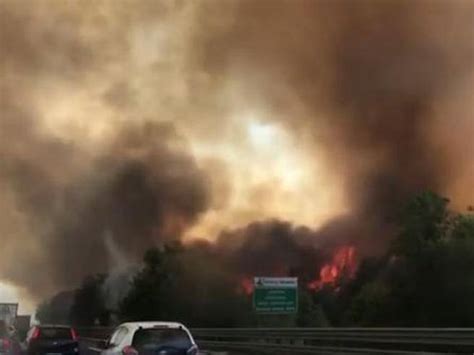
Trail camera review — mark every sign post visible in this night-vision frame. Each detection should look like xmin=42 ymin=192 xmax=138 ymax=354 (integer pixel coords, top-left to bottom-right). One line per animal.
xmin=253 ymin=277 xmax=298 ymax=314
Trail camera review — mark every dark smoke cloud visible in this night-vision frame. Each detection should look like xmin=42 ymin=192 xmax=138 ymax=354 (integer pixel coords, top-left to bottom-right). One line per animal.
xmin=217 ymin=220 xmax=321 ymax=277
xmin=193 ymin=0 xmax=474 ymax=246
xmin=213 ymin=218 xmax=361 ymax=282
xmin=0 ymin=117 xmax=210 ymax=296
xmin=46 ymin=122 xmax=210 ymax=289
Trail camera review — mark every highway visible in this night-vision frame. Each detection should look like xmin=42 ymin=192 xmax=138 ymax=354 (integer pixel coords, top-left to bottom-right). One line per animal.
xmin=79 ymin=336 xmax=250 ymax=355
xmin=79 ymin=340 xmax=248 ymax=355
xmin=78 ymin=327 xmax=474 ymax=355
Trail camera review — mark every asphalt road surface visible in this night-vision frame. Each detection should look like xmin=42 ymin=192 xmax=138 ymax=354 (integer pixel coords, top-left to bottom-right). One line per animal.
xmin=79 ymin=340 xmax=251 ymax=355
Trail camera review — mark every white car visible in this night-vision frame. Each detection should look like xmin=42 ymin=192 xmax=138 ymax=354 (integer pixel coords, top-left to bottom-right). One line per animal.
xmin=100 ymin=322 xmax=198 ymax=355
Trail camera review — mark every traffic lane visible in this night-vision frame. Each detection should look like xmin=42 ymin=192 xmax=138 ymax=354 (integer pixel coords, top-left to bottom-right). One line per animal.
xmin=78 ymin=340 xmax=251 ymax=355
xmin=79 ymin=340 xmax=95 ymax=355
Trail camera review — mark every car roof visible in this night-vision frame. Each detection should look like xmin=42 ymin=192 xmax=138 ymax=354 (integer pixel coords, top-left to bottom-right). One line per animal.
xmin=119 ymin=322 xmax=187 ymax=331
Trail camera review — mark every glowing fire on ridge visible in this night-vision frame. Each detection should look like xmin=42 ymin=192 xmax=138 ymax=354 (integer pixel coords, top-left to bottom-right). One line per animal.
xmin=308 ymin=245 xmax=357 ymax=291
xmin=239 ymin=277 xmax=254 ymax=296
xmin=237 ymin=246 xmax=357 ymax=296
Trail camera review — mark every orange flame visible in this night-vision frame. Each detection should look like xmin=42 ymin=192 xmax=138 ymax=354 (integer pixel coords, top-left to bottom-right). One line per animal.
xmin=308 ymin=245 xmax=357 ymax=291
xmin=239 ymin=277 xmax=254 ymax=295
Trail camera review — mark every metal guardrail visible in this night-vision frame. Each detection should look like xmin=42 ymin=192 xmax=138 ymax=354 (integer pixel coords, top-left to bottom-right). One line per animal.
xmin=78 ymin=327 xmax=474 ymax=354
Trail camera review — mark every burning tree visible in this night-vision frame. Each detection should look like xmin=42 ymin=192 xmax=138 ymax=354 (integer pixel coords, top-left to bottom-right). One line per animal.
xmin=308 ymin=246 xmax=358 ymax=292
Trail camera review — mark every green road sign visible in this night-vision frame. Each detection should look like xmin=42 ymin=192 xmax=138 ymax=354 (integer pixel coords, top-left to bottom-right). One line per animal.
xmin=253 ymin=277 xmax=298 ymax=314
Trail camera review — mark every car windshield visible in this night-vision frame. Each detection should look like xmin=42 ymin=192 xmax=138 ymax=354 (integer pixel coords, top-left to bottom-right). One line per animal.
xmin=132 ymin=328 xmax=192 ymax=351
xmin=39 ymin=327 xmax=72 ymax=340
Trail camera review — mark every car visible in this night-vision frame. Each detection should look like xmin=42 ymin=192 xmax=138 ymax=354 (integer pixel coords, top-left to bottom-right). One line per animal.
xmin=25 ymin=325 xmax=79 ymax=355
xmin=0 ymin=321 xmax=20 ymax=355
xmin=100 ymin=322 xmax=198 ymax=355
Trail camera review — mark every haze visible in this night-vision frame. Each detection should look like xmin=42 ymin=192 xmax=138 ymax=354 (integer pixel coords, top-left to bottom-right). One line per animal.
xmin=1 ymin=0 xmax=473 ymax=307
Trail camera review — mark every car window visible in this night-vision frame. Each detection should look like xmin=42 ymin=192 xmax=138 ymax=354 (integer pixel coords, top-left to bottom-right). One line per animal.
xmin=39 ymin=327 xmax=72 ymax=339
xmin=132 ymin=328 xmax=192 ymax=351
xmin=110 ymin=327 xmax=128 ymax=346
xmin=108 ymin=328 xmax=121 ymax=345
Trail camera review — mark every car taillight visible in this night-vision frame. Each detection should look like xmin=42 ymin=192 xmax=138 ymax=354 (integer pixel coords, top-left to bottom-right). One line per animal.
xmin=70 ymin=328 xmax=78 ymax=341
xmin=122 ymin=346 xmax=138 ymax=355
xmin=2 ymin=338 xmax=11 ymax=349
xmin=31 ymin=327 xmax=41 ymax=340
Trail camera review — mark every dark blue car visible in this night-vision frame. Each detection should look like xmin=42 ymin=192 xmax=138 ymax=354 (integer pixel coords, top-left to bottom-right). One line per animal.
xmin=26 ymin=326 xmax=79 ymax=355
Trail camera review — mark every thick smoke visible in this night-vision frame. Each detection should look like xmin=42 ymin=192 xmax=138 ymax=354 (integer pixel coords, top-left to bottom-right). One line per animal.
xmin=193 ymin=0 xmax=474 ymax=246
xmin=1 ymin=0 xmax=473 ymax=302
xmin=216 ymin=218 xmax=361 ymax=276
xmin=0 ymin=1 xmax=212 ymax=298
xmin=0 ymin=116 xmax=210 ymax=296
xmin=217 ymin=220 xmax=322 ymax=278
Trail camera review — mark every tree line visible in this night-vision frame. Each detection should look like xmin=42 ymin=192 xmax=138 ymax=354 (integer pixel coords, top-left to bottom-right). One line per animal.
xmin=37 ymin=192 xmax=474 ymax=327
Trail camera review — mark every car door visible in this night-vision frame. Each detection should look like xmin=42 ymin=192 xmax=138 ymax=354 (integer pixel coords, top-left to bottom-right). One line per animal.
xmin=101 ymin=327 xmax=128 ymax=355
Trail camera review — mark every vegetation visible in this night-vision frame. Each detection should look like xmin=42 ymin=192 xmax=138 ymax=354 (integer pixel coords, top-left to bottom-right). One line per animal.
xmin=119 ymin=243 xmax=254 ymax=327
xmin=347 ymin=192 xmax=474 ymax=326
xmin=70 ymin=274 xmax=109 ymax=326
xmin=36 ymin=291 xmax=74 ymax=324
xmin=37 ymin=191 xmax=474 ymax=327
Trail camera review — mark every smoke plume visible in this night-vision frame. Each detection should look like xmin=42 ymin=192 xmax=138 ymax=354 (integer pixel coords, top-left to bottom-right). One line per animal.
xmin=193 ymin=0 xmax=474 ymax=243
xmin=1 ymin=0 xmax=473 ymax=301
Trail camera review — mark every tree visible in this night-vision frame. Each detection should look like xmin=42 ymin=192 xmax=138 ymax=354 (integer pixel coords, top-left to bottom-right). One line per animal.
xmin=70 ymin=274 xmax=109 ymax=326
xmin=160 ymin=244 xmax=253 ymax=327
xmin=346 ymin=192 xmax=474 ymax=326
xmin=297 ymin=289 xmax=329 ymax=327
xmin=36 ymin=291 xmax=74 ymax=324
xmin=119 ymin=248 xmax=168 ymax=321
xmin=119 ymin=243 xmax=254 ymax=327
xmin=35 ymin=302 xmax=50 ymax=324
xmin=345 ymin=281 xmax=391 ymax=326
xmin=449 ymin=214 xmax=474 ymax=240
xmin=392 ymin=191 xmax=449 ymax=257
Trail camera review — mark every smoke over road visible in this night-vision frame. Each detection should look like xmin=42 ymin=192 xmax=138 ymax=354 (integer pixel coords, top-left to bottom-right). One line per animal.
xmin=1 ymin=0 xmax=473 ymax=301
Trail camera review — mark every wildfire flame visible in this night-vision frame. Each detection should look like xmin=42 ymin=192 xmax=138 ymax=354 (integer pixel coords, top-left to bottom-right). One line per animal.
xmin=308 ymin=245 xmax=357 ymax=291
xmin=237 ymin=246 xmax=357 ymax=295
xmin=239 ymin=277 xmax=254 ymax=295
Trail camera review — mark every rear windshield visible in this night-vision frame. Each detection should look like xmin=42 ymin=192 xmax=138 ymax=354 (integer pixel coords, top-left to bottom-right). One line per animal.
xmin=132 ymin=328 xmax=192 ymax=351
xmin=39 ymin=327 xmax=72 ymax=339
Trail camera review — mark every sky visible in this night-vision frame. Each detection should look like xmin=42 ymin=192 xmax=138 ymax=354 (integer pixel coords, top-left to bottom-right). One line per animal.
xmin=1 ymin=0 xmax=473 ymax=311
xmin=0 ymin=282 xmax=34 ymax=314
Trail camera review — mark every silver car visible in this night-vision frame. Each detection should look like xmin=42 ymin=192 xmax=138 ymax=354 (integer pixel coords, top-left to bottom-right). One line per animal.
xmin=100 ymin=322 xmax=198 ymax=355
